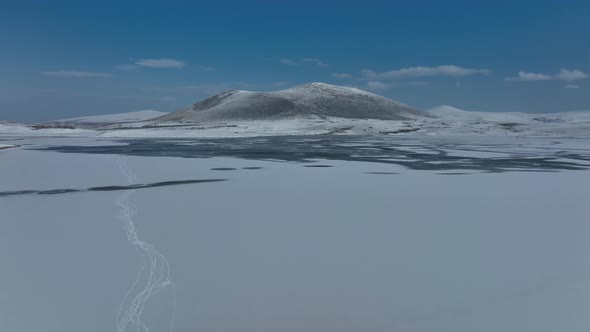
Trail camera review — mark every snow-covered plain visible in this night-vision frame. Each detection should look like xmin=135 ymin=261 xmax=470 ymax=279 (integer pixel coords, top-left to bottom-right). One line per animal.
xmin=0 ymin=134 xmax=589 ymax=332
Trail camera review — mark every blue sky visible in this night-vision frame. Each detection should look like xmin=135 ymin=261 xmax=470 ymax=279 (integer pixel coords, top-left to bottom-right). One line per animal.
xmin=1 ymin=0 xmax=589 ymax=122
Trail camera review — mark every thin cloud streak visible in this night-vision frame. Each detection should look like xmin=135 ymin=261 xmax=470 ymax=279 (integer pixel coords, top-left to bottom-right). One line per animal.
xmin=280 ymin=58 xmax=296 ymax=65
xmin=135 ymin=58 xmax=185 ymax=68
xmin=302 ymin=58 xmax=329 ymax=67
xmin=280 ymin=58 xmax=329 ymax=67
xmin=41 ymin=70 xmax=112 ymax=78
xmin=365 ymin=80 xmax=429 ymax=91
xmin=366 ymin=81 xmax=391 ymax=90
xmin=332 ymin=72 xmax=352 ymax=79
xmin=505 ymin=68 xmax=588 ymax=82
xmin=505 ymin=71 xmax=552 ymax=82
xmin=361 ymin=65 xmax=490 ymax=80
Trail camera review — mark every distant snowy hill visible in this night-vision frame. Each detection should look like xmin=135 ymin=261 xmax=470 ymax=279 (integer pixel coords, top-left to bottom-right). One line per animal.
xmin=56 ymin=110 xmax=168 ymax=124
xmin=0 ymin=110 xmax=167 ymax=135
xmin=427 ymin=105 xmax=532 ymax=122
xmin=154 ymin=82 xmax=427 ymax=122
xmin=427 ymin=105 xmax=590 ymax=123
xmin=0 ymin=122 xmax=94 ymax=136
xmin=34 ymin=110 xmax=169 ymax=130
xmin=424 ymin=105 xmax=590 ymax=136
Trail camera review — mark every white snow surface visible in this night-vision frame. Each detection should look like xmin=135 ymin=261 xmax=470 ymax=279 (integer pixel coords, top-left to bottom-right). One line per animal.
xmin=0 ymin=144 xmax=18 ymax=150
xmin=1 ymin=135 xmax=589 ymax=332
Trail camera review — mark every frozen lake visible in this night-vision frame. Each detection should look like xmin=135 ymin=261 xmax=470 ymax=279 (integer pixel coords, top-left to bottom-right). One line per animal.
xmin=1 ymin=135 xmax=590 ymax=332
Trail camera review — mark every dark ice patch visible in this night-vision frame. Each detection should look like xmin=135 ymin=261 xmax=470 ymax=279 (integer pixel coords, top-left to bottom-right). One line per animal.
xmin=38 ymin=189 xmax=80 ymax=195
xmin=0 ymin=190 xmax=38 ymax=197
xmin=34 ymin=136 xmax=590 ymax=173
xmin=365 ymin=172 xmax=399 ymax=175
xmin=89 ymin=179 xmax=226 ymax=191
xmin=0 ymin=179 xmax=227 ymax=198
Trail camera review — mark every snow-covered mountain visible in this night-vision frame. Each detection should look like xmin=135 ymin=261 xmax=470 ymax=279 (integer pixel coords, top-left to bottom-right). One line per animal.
xmin=154 ymin=82 xmax=426 ymax=122
xmin=2 ymin=95 xmax=589 ymax=138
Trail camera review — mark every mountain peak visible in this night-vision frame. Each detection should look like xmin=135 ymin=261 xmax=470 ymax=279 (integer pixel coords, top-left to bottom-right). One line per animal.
xmin=283 ymin=82 xmax=368 ymax=94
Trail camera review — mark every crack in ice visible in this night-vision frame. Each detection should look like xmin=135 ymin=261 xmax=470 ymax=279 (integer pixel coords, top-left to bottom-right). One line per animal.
xmin=115 ymin=156 xmax=176 ymax=332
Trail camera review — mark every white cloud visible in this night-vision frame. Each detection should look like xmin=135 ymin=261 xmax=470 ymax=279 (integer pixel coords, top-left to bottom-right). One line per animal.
xmin=135 ymin=58 xmax=185 ymax=68
xmin=506 ymin=68 xmax=588 ymax=82
xmin=302 ymin=58 xmax=329 ymax=67
xmin=554 ymin=69 xmax=589 ymax=81
xmin=360 ymin=69 xmax=377 ymax=77
xmin=366 ymin=81 xmax=392 ymax=90
xmin=331 ymin=72 xmax=352 ymax=79
xmin=564 ymin=84 xmax=580 ymax=89
xmin=361 ymin=65 xmax=490 ymax=80
xmin=364 ymin=80 xmax=429 ymax=91
xmin=41 ymin=70 xmax=112 ymax=78
xmin=280 ymin=58 xmax=296 ymax=65
xmin=505 ymin=71 xmax=552 ymax=82
xmin=280 ymin=58 xmax=329 ymax=67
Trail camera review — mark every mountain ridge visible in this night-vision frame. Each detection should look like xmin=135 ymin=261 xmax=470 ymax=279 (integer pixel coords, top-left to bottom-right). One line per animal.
xmin=154 ymin=82 xmax=428 ymax=122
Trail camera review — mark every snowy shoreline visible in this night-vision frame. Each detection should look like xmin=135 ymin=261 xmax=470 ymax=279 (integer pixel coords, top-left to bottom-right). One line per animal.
xmin=3 ymin=105 xmax=590 ymax=139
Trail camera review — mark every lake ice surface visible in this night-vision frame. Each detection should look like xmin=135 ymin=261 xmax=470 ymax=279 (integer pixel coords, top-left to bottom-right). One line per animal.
xmin=1 ymin=135 xmax=589 ymax=332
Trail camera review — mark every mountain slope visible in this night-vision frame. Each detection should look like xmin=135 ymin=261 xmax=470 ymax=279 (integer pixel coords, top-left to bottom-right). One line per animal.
xmin=155 ymin=82 xmax=427 ymax=122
